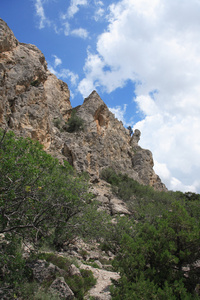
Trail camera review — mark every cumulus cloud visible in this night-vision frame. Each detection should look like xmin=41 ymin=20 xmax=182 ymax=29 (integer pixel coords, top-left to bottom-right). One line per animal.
xmin=78 ymin=0 xmax=200 ymax=192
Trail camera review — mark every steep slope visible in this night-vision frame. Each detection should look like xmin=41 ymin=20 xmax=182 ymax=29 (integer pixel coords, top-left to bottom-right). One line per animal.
xmin=0 ymin=18 xmax=166 ymax=191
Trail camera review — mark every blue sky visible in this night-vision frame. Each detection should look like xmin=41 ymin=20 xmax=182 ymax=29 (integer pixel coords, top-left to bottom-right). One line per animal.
xmin=1 ymin=0 xmax=200 ymax=193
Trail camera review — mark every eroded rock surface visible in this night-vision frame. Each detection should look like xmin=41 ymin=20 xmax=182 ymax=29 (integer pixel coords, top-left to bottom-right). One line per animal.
xmin=0 ymin=18 xmax=166 ymax=191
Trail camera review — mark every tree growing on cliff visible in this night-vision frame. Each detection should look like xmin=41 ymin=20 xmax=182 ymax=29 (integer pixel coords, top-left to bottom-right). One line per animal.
xmin=65 ymin=111 xmax=85 ymax=133
xmin=127 ymin=126 xmax=133 ymax=136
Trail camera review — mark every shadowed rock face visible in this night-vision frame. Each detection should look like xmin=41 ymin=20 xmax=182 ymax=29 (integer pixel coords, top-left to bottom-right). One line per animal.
xmin=0 ymin=19 xmax=167 ymax=191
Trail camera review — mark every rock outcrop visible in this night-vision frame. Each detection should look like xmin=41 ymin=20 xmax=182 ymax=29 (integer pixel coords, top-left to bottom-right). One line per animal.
xmin=0 ymin=18 xmax=166 ymax=191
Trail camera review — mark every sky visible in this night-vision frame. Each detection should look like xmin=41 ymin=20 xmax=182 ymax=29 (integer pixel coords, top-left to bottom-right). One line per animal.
xmin=1 ymin=0 xmax=200 ymax=193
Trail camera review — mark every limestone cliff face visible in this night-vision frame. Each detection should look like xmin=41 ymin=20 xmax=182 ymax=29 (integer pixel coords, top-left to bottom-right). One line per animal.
xmin=0 ymin=19 xmax=166 ymax=191
xmin=0 ymin=19 xmax=71 ymax=149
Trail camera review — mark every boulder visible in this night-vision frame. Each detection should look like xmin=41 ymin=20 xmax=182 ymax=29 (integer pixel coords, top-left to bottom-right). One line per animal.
xmin=110 ymin=197 xmax=131 ymax=215
xmin=69 ymin=264 xmax=81 ymax=277
xmin=49 ymin=277 xmax=74 ymax=299
xmin=28 ymin=259 xmax=63 ymax=283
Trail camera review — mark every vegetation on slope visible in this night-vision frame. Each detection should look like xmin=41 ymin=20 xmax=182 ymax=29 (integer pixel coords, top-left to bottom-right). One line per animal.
xmin=101 ymin=168 xmax=200 ymax=299
xmin=0 ymin=129 xmax=108 ymax=299
xmin=0 ymin=129 xmax=200 ymax=299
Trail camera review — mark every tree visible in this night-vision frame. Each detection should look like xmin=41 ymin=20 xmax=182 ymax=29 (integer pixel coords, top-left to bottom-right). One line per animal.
xmin=127 ymin=126 xmax=133 ymax=136
xmin=112 ymin=203 xmax=200 ymax=299
xmin=0 ymin=129 xmax=91 ymax=244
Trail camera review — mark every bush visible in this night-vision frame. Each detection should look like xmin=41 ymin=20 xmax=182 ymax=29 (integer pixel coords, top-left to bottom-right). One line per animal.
xmin=66 ymin=269 xmax=96 ymax=299
xmin=0 ymin=235 xmax=33 ymax=298
xmin=100 ymin=168 xmax=186 ymax=220
xmin=65 ymin=111 xmax=85 ymax=133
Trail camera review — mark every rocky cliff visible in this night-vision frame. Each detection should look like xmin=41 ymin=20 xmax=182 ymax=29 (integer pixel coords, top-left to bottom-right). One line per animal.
xmin=0 ymin=18 xmax=166 ymax=192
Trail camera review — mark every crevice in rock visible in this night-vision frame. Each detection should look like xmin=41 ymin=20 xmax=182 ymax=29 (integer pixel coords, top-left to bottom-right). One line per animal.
xmin=62 ymin=144 xmax=74 ymax=166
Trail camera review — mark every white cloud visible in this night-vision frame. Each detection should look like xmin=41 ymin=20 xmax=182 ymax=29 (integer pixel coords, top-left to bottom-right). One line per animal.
xmin=52 ymin=55 xmax=62 ymax=68
xmin=94 ymin=7 xmax=105 ymax=21
xmin=78 ymin=51 xmax=130 ymax=97
xmin=94 ymin=0 xmax=105 ymax=21
xmin=48 ymin=65 xmax=57 ymax=75
xmin=63 ymin=22 xmax=70 ymax=36
xmin=58 ymin=69 xmax=79 ymax=86
xmin=109 ymin=104 xmax=127 ymax=125
xmin=71 ymin=28 xmax=89 ymax=39
xmin=35 ymin=0 xmax=50 ymax=29
xmin=52 ymin=68 xmax=79 ymax=86
xmin=78 ymin=0 xmax=200 ymax=192
xmin=62 ymin=22 xmax=89 ymax=39
xmin=154 ymin=161 xmax=197 ymax=193
xmin=48 ymin=56 xmax=79 ymax=87
xmin=64 ymin=0 xmax=88 ymax=19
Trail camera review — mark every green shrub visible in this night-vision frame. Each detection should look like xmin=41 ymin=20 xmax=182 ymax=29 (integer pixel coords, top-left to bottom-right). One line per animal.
xmin=66 ymin=269 xmax=96 ymax=299
xmin=65 ymin=111 xmax=85 ymax=133
xmin=18 ymin=281 xmax=39 ymax=300
xmin=36 ymin=252 xmax=72 ymax=272
xmin=0 ymin=235 xmax=33 ymax=298
xmin=100 ymin=168 xmax=185 ymax=220
xmin=111 ymin=203 xmax=200 ymax=299
xmin=100 ymin=167 xmax=120 ymax=185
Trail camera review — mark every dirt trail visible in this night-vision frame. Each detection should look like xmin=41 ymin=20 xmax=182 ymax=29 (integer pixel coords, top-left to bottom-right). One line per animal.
xmin=80 ymin=263 xmax=120 ymax=299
